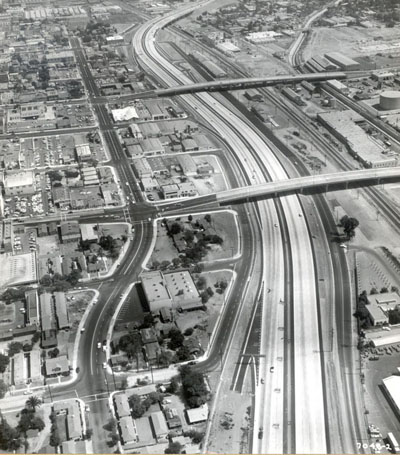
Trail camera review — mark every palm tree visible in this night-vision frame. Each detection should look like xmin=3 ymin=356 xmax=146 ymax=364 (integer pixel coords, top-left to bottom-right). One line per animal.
xmin=25 ymin=395 xmax=41 ymax=412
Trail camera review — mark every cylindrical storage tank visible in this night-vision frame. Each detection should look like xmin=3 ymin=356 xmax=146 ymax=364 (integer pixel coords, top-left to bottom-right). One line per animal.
xmin=380 ymin=91 xmax=400 ymax=110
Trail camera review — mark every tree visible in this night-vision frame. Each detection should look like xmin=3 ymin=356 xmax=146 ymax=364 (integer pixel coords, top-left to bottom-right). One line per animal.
xmin=104 ymin=418 xmax=117 ymax=432
xmin=0 ymin=379 xmax=8 ymax=398
xmin=23 ymin=343 xmax=32 ymax=352
xmin=165 ymin=441 xmax=183 ymax=454
xmin=188 ymin=215 xmax=193 ymax=222
xmin=8 ymin=341 xmax=23 ymax=356
xmin=31 ymin=416 xmax=45 ymax=431
xmin=48 ymin=348 xmax=59 ymax=358
xmin=0 ymin=417 xmax=21 ymax=450
xmin=26 ymin=395 xmax=42 ymax=412
xmin=120 ymin=378 xmax=128 ymax=390
xmin=129 ymin=394 xmax=148 ymax=418
xmin=170 ymin=223 xmax=182 ymax=235
xmin=185 ymin=429 xmax=204 ymax=443
xmin=0 ymin=354 xmax=9 ymax=373
xmin=168 ymin=328 xmax=184 ymax=350
xmin=31 ymin=331 xmax=41 ymax=344
xmin=196 ymin=276 xmax=207 ymax=290
xmin=49 ymin=429 xmax=61 ymax=447
xmin=179 ymin=366 xmax=210 ymax=408
xmin=340 ymin=215 xmax=359 ymax=240
xmin=204 ymin=214 xmax=212 ymax=223
xmin=184 ymin=328 xmax=194 ymax=336
xmin=183 ymin=230 xmax=195 ymax=243
xmin=167 ymin=376 xmax=180 ymax=394
xmin=380 ymin=287 xmax=389 ymax=293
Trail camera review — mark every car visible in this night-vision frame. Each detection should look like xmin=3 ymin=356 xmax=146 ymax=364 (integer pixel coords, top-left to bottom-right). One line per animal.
xmin=93 ymin=299 xmax=97 ymax=304
xmin=339 ymin=244 xmax=347 ymax=249
xmin=148 ymin=195 xmax=155 ymax=201
xmin=274 ymin=223 xmax=278 ymax=228
xmin=298 ymin=213 xmax=302 ymax=217
xmin=270 ymin=366 xmax=275 ymax=373
xmin=120 ymin=294 xmax=124 ymax=298
xmin=23 ymin=390 xmax=33 ymax=395
xmin=97 ymin=342 xmax=102 ymax=349
xmin=81 ymin=327 xmax=85 ymax=333
xmin=85 ymin=405 xmax=90 ymax=412
xmin=260 ymin=378 xmax=264 ymax=384
xmin=102 ymin=362 xmax=107 ymax=369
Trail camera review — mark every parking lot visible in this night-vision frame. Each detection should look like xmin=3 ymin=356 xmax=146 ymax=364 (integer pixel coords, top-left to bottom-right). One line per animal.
xmin=363 ymin=347 xmax=400 ymax=451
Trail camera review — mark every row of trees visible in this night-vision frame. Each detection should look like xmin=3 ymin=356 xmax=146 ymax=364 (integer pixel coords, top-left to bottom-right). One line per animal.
xmin=179 ymin=365 xmax=210 ymax=408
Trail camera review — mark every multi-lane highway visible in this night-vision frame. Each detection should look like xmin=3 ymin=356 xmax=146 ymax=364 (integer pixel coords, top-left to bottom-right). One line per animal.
xmin=133 ymin=4 xmax=330 ymax=452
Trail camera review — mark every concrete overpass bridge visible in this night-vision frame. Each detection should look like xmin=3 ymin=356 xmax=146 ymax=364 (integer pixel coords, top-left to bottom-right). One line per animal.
xmin=157 ymin=167 xmax=400 ymax=211
xmin=131 ymin=71 xmax=369 ymax=99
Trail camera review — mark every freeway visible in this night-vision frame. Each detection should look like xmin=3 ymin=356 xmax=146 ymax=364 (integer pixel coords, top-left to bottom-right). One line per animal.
xmin=134 ymin=4 xmax=328 ymax=453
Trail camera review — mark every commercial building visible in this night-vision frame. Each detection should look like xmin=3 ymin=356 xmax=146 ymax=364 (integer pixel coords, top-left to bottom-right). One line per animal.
xmin=112 ymin=106 xmax=139 ymax=122
xmin=141 ymin=138 xmax=164 ymax=156
xmin=60 ymin=221 xmax=81 ymax=244
xmin=382 ymin=375 xmax=400 ymax=420
xmin=46 ymin=50 xmax=75 ymax=64
xmin=141 ymin=271 xmax=172 ymax=311
xmin=164 ymin=271 xmax=202 ymax=311
xmin=75 ymin=144 xmax=92 ymax=162
xmin=372 ymin=72 xmax=394 ymax=82
xmin=216 ymin=41 xmax=240 ymax=56
xmin=4 ymin=171 xmax=36 ymax=196
xmin=366 ymin=326 xmax=400 ymax=347
xmin=324 ymin=52 xmax=360 ymax=71
xmin=317 ymin=110 xmax=397 ymax=168
xmin=326 ymin=79 xmax=349 ymax=95
xmin=246 ymin=31 xmax=282 ymax=43
xmin=186 ymin=404 xmax=209 ymax=424
xmin=114 ymin=393 xmax=131 ymax=418
xmin=177 ymin=154 xmax=197 ymax=176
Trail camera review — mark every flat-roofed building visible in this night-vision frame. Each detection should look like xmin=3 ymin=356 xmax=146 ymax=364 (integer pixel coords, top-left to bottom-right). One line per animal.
xmin=75 ymin=144 xmax=91 ymax=162
xmin=13 ymin=352 xmax=26 ymax=387
xmin=46 ymin=50 xmax=75 ymax=64
xmin=186 ymin=403 xmax=209 ymax=424
xmin=40 ymin=292 xmax=53 ymax=332
xmin=119 ymin=416 xmax=138 ymax=445
xmin=67 ymin=411 xmax=83 ymax=440
xmin=60 ymin=221 xmax=81 ymax=244
xmin=141 ymin=271 xmax=172 ymax=312
xmin=147 ymin=157 xmax=168 ymax=176
xmin=164 ymin=271 xmax=202 ymax=311
xmin=161 ymin=184 xmax=179 ymax=199
xmin=317 ymin=110 xmax=397 ymax=168
xmin=177 ymin=154 xmax=197 ymax=176
xmin=114 ymin=393 xmax=131 ymax=419
xmin=29 ymin=349 xmax=42 ymax=383
xmin=133 ymin=158 xmax=152 ymax=178
xmin=140 ymin=122 xmax=161 ymax=138
xmin=324 ymin=52 xmax=360 ymax=71
xmin=181 ymin=138 xmax=198 ymax=153
xmin=150 ymin=411 xmax=169 ymax=441
xmin=141 ymin=138 xmax=164 ymax=156
xmin=4 ymin=171 xmax=36 ymax=196
xmin=54 ymin=292 xmax=70 ymax=330
xmin=25 ymin=289 xmax=39 ymax=326
xmin=383 ymin=375 xmax=400 ymax=420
